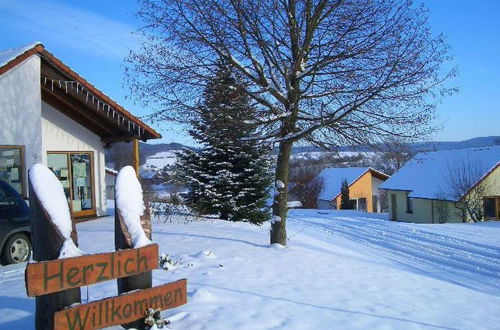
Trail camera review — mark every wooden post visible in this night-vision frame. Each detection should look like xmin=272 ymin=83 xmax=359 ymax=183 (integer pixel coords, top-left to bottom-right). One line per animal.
xmin=115 ymin=206 xmax=152 ymax=329
xmin=133 ymin=138 xmax=140 ymax=176
xmin=29 ymin=181 xmax=81 ymax=330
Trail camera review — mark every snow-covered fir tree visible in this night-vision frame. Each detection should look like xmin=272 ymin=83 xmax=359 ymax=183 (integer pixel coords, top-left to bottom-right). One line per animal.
xmin=176 ymin=62 xmax=272 ymax=224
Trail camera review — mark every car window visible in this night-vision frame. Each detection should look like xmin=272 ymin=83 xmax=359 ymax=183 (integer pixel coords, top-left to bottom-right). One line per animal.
xmin=0 ymin=186 xmax=17 ymax=208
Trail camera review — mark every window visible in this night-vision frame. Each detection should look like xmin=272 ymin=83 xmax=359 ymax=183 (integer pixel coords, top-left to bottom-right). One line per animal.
xmin=0 ymin=146 xmax=25 ymax=196
xmin=406 ymin=193 xmax=413 ymax=214
xmin=484 ymin=197 xmax=499 ymax=220
xmin=47 ymin=152 xmax=95 ymax=217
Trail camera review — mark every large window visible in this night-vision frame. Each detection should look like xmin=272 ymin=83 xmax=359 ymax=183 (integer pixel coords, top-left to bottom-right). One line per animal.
xmin=0 ymin=146 xmax=25 ymax=196
xmin=47 ymin=152 xmax=95 ymax=217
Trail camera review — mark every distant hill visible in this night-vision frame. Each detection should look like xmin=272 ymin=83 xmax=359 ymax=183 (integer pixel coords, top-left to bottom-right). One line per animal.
xmin=289 ymin=136 xmax=500 ymax=154
xmin=127 ymin=135 xmax=499 ymax=169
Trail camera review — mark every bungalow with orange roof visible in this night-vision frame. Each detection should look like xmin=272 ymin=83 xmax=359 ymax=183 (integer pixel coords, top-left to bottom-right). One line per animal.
xmin=0 ymin=42 xmax=161 ymax=219
xmin=316 ymin=167 xmax=390 ymax=212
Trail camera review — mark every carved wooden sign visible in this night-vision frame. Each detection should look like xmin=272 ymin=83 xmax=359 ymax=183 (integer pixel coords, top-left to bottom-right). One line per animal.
xmin=25 ymin=244 xmax=159 ymax=296
xmin=54 ymin=279 xmax=187 ymax=330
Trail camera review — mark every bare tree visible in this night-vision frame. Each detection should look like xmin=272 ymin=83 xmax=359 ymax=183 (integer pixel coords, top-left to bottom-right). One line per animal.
xmin=126 ymin=0 xmax=455 ymax=244
xmin=370 ymin=139 xmax=415 ymax=175
xmin=292 ymin=176 xmax=323 ymax=208
xmin=445 ymin=159 xmax=491 ymax=223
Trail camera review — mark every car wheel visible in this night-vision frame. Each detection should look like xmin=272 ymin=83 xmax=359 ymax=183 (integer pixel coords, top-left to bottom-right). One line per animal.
xmin=2 ymin=233 xmax=31 ymax=264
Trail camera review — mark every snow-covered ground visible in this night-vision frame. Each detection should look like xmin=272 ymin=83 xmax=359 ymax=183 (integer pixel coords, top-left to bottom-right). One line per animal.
xmin=1 ymin=210 xmax=499 ymax=329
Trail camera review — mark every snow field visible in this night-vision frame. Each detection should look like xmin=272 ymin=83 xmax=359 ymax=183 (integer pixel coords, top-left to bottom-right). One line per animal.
xmin=0 ymin=210 xmax=499 ymax=329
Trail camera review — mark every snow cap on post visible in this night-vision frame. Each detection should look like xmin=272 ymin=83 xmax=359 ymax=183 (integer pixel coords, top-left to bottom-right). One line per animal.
xmin=115 ymin=166 xmax=152 ymax=248
xmin=29 ymin=163 xmax=84 ymax=258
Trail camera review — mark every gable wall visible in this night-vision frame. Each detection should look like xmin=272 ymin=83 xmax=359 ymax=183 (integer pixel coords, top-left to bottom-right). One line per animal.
xmin=334 ymin=172 xmax=375 ymax=212
xmin=41 ymin=101 xmax=107 ymax=216
xmin=0 ymin=55 xmax=42 ymax=194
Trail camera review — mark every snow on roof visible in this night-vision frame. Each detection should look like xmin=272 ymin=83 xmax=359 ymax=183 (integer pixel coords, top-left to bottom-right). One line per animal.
xmin=316 ymin=167 xmax=370 ymax=201
xmin=380 ymin=146 xmax=500 ymax=201
xmin=0 ymin=42 xmax=42 ymax=68
xmin=115 ymin=166 xmax=152 ymax=248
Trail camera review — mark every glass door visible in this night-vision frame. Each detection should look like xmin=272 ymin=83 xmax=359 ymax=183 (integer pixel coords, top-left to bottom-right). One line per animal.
xmin=47 ymin=152 xmax=95 ymax=218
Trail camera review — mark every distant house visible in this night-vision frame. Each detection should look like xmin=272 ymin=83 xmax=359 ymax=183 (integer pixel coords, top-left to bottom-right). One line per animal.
xmin=380 ymin=147 xmax=500 ymax=223
xmin=316 ymin=167 xmax=389 ymax=212
xmin=0 ymin=42 xmax=161 ymax=218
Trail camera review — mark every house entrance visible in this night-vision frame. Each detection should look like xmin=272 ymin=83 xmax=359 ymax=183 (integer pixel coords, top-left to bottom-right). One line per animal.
xmin=47 ymin=152 xmax=95 ymax=218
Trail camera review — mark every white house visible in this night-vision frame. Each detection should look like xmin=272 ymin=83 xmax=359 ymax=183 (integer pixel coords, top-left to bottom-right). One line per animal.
xmin=0 ymin=42 xmax=161 ymax=219
xmin=380 ymin=147 xmax=500 ymax=223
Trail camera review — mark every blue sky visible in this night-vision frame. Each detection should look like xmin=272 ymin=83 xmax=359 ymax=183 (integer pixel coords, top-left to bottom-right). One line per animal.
xmin=0 ymin=0 xmax=498 ymax=145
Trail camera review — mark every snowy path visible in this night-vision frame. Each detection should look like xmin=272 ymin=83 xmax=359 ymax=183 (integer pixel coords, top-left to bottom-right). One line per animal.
xmin=288 ymin=210 xmax=500 ymax=295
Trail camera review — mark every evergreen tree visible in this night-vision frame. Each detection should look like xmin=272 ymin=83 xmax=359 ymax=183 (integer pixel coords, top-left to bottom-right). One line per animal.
xmin=340 ymin=179 xmax=353 ymax=210
xmin=176 ymin=62 xmax=272 ymax=224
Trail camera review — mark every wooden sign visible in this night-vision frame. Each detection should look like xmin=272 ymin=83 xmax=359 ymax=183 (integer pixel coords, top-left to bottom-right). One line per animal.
xmin=54 ymin=279 xmax=187 ymax=330
xmin=26 ymin=244 xmax=159 ymax=296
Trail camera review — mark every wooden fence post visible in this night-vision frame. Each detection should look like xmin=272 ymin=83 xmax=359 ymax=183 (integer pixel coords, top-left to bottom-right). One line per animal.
xmin=29 ymin=181 xmax=81 ymax=330
xmin=115 ymin=205 xmax=153 ymax=329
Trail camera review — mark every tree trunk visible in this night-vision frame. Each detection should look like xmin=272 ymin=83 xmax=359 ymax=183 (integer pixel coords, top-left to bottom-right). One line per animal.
xmin=270 ymin=140 xmax=293 ymax=245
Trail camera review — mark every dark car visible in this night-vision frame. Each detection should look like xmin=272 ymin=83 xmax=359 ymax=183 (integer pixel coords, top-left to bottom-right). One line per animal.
xmin=0 ymin=181 xmax=31 ymax=264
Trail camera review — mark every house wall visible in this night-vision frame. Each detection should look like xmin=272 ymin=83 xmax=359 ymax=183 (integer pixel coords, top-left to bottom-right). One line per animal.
xmin=479 ymin=166 xmax=500 ymax=196
xmin=463 ymin=166 xmax=500 ymax=221
xmin=0 ymin=55 xmax=42 ymax=195
xmin=334 ymin=172 xmax=376 ymax=212
xmin=386 ymin=189 xmax=463 ymax=223
xmin=371 ymin=177 xmax=385 ymax=212
xmin=41 ymin=102 xmax=107 ymax=216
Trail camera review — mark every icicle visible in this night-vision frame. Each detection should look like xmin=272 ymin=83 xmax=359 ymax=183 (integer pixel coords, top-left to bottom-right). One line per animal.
xmin=59 ymin=80 xmax=62 ymax=88
xmin=43 ymin=77 xmax=47 ymax=85
xmin=51 ymin=80 xmax=54 ymax=91
xmin=92 ymin=95 xmax=95 ymax=103
xmin=65 ymin=81 xmax=68 ymax=93
xmin=86 ymin=92 xmax=89 ymax=102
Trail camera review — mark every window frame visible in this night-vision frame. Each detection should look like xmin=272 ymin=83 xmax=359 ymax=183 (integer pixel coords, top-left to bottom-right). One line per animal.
xmin=483 ymin=196 xmax=499 ymax=220
xmin=47 ymin=151 xmax=96 ymax=218
xmin=0 ymin=145 xmax=26 ymax=197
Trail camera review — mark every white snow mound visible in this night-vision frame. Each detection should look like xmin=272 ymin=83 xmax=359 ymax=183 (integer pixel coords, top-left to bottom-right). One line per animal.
xmin=115 ymin=166 xmax=152 ymax=248
xmin=59 ymin=238 xmax=85 ymax=259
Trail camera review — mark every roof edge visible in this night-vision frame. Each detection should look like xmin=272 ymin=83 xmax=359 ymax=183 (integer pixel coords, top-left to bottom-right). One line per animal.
xmin=0 ymin=42 xmax=161 ymax=141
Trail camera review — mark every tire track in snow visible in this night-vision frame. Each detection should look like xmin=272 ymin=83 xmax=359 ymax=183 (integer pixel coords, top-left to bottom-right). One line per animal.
xmin=289 ymin=214 xmax=500 ymax=294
